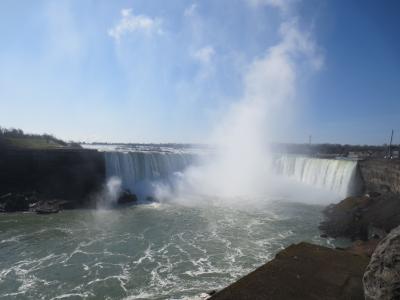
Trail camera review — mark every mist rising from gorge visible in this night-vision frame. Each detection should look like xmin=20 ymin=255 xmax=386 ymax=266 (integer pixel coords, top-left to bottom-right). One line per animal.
xmin=155 ymin=4 xmax=323 ymax=204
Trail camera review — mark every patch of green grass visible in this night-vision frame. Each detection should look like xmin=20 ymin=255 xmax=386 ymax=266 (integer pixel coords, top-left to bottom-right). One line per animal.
xmin=2 ymin=137 xmax=66 ymax=149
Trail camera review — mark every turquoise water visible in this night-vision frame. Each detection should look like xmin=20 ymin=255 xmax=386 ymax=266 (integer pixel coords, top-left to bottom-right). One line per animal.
xmin=0 ymin=200 xmax=346 ymax=300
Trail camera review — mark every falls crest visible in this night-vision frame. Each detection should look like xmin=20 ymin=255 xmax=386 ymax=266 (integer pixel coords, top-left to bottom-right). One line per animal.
xmin=104 ymin=151 xmax=195 ymax=196
xmin=273 ymin=155 xmax=361 ymax=197
xmin=104 ymin=151 xmax=361 ymax=199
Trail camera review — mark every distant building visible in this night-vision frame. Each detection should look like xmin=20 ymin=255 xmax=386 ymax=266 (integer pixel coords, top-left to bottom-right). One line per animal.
xmin=348 ymin=151 xmax=371 ymax=160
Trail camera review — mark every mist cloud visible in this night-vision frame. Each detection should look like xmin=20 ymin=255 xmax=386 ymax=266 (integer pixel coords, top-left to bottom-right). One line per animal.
xmin=156 ymin=0 xmax=323 ymax=202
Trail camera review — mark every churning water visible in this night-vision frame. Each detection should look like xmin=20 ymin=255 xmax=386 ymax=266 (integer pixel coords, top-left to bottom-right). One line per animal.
xmin=0 ymin=147 xmax=356 ymax=299
xmin=0 ymin=201 xmax=347 ymax=300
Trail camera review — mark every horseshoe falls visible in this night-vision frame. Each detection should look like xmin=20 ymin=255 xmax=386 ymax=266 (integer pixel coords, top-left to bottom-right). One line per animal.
xmin=273 ymin=155 xmax=361 ymax=197
xmin=103 ymin=149 xmax=361 ymax=199
xmin=104 ymin=151 xmax=197 ymax=196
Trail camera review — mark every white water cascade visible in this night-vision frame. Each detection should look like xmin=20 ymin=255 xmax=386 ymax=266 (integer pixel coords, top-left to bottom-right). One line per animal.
xmin=273 ymin=155 xmax=361 ymax=197
xmin=104 ymin=151 xmax=196 ymax=196
xmin=103 ymin=148 xmax=361 ymax=199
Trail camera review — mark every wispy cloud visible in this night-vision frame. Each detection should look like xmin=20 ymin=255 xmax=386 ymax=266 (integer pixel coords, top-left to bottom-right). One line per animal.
xmin=184 ymin=3 xmax=197 ymax=17
xmin=246 ymin=0 xmax=292 ymax=13
xmin=192 ymin=46 xmax=215 ymax=64
xmin=108 ymin=8 xmax=162 ymax=42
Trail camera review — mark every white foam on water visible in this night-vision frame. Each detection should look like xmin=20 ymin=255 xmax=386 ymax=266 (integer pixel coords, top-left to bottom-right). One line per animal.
xmin=0 ymin=201 xmax=351 ymax=299
xmin=50 ymin=292 xmax=96 ymax=299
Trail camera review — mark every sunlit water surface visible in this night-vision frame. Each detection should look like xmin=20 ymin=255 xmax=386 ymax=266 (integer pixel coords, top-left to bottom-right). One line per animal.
xmin=0 ymin=200 xmax=348 ymax=300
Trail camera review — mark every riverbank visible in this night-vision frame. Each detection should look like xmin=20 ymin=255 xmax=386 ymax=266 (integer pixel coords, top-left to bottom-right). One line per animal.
xmin=319 ymin=193 xmax=400 ymax=241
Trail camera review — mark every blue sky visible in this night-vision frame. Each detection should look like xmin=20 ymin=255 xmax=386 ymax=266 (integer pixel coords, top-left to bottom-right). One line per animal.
xmin=0 ymin=0 xmax=399 ymax=144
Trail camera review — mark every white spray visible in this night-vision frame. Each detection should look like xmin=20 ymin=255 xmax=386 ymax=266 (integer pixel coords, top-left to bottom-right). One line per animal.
xmin=156 ymin=7 xmax=322 ymax=204
xmin=96 ymin=176 xmax=122 ymax=208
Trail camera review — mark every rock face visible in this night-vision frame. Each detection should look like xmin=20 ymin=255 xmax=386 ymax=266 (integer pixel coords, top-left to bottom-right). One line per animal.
xmin=210 ymin=242 xmax=369 ymax=300
xmin=363 ymin=226 xmax=400 ymax=300
xmin=0 ymin=148 xmax=105 ymax=208
xmin=0 ymin=192 xmax=38 ymax=212
xmin=319 ymin=193 xmax=400 ymax=240
xmin=359 ymin=159 xmax=400 ymax=195
xmin=34 ymin=200 xmax=61 ymax=214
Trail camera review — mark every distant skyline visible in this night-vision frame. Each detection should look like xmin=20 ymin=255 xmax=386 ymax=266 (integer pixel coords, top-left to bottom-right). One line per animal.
xmin=0 ymin=0 xmax=399 ymax=145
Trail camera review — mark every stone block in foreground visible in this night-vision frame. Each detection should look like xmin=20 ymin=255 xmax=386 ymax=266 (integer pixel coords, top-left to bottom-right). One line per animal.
xmin=211 ymin=242 xmax=369 ymax=300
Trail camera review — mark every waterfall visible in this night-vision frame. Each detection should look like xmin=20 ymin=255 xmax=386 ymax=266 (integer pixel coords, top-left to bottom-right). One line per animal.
xmin=103 ymin=149 xmax=361 ymax=199
xmin=273 ymin=155 xmax=361 ymax=197
xmin=104 ymin=151 xmax=196 ymax=196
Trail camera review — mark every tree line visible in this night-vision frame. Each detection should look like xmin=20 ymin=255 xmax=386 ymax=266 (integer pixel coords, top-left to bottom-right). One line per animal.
xmin=0 ymin=126 xmax=67 ymax=146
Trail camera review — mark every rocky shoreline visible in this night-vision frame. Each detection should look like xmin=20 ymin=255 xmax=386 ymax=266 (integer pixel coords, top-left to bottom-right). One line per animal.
xmin=207 ymin=187 xmax=400 ymax=300
xmin=0 ymin=189 xmax=138 ymax=214
xmin=319 ymin=192 xmax=400 ymax=241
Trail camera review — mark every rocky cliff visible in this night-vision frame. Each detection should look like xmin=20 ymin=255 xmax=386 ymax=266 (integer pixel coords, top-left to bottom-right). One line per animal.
xmin=0 ymin=148 xmax=105 ymax=205
xmin=359 ymin=159 xmax=400 ymax=194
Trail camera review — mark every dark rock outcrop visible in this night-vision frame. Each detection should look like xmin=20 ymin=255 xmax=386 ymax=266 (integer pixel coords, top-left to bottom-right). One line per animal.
xmin=34 ymin=200 xmax=61 ymax=214
xmin=0 ymin=148 xmax=105 ymax=209
xmin=319 ymin=193 xmax=400 ymax=241
xmin=0 ymin=192 xmax=38 ymax=212
xmin=117 ymin=190 xmax=138 ymax=204
xmin=210 ymin=242 xmax=369 ymax=300
xmin=363 ymin=225 xmax=400 ymax=300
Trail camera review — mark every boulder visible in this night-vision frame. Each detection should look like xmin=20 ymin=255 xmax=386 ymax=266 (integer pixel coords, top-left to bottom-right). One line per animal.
xmin=117 ymin=190 xmax=137 ymax=204
xmin=145 ymin=196 xmax=158 ymax=202
xmin=319 ymin=193 xmax=400 ymax=240
xmin=35 ymin=200 xmax=60 ymax=214
xmin=363 ymin=225 xmax=400 ymax=300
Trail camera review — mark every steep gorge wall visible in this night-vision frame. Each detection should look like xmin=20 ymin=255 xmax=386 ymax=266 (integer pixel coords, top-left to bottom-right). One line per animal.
xmin=0 ymin=148 xmax=105 ymax=201
xmin=358 ymin=159 xmax=400 ymax=195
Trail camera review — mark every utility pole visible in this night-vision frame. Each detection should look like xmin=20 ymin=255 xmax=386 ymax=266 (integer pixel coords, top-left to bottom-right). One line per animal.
xmin=309 ymin=135 xmax=312 ymax=145
xmin=388 ymin=129 xmax=394 ymax=158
